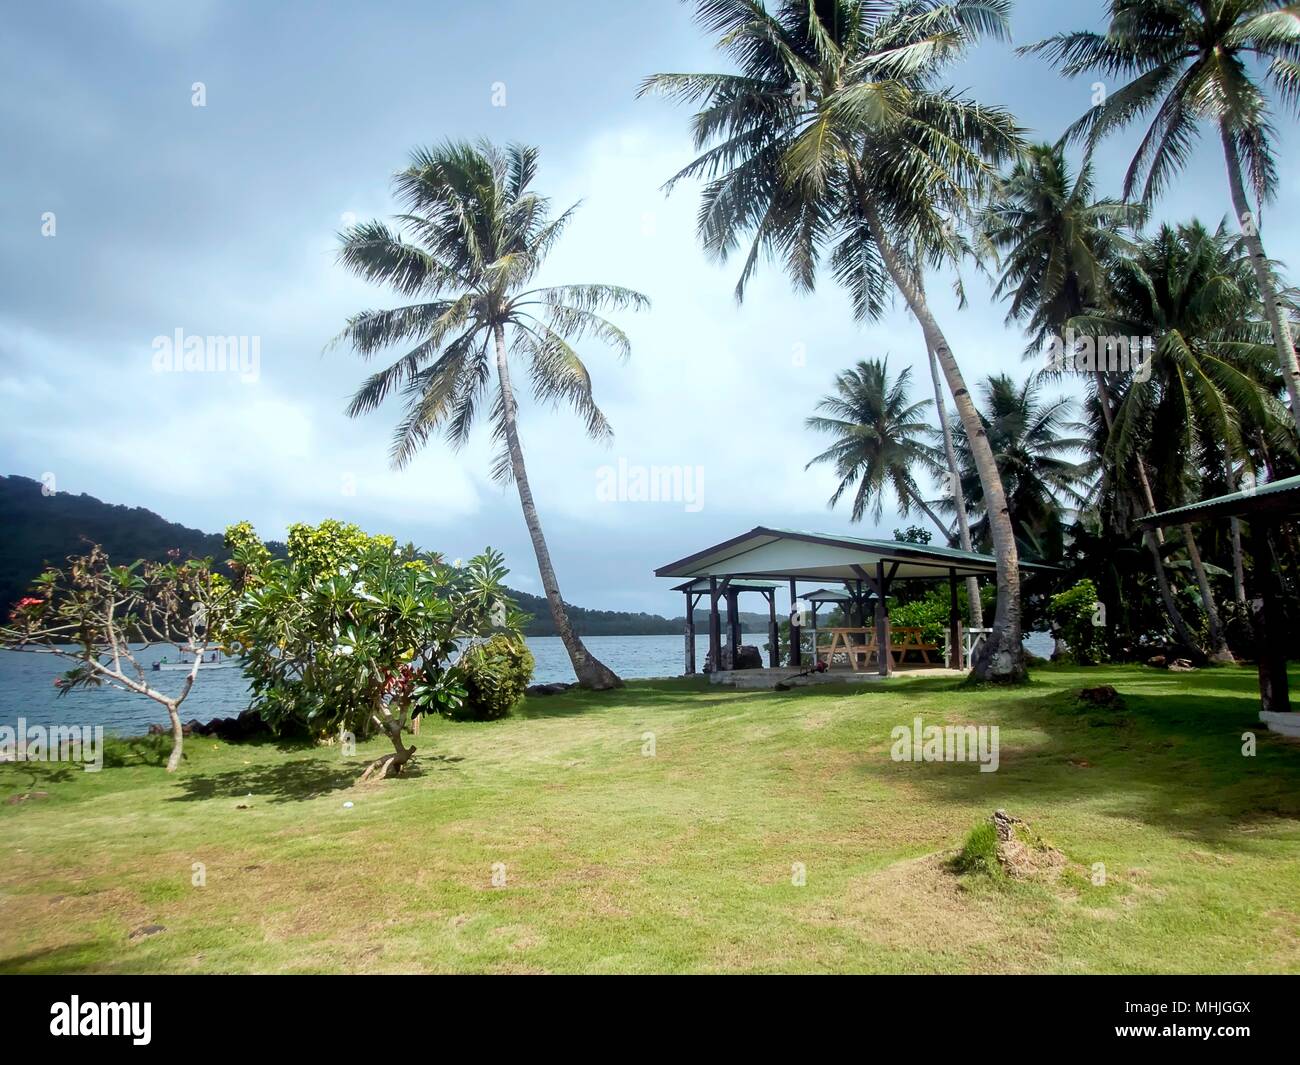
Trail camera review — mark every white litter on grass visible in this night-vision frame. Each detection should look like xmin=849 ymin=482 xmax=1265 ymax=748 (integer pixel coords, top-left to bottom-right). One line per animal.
xmin=343 ymin=801 xmax=354 ymax=809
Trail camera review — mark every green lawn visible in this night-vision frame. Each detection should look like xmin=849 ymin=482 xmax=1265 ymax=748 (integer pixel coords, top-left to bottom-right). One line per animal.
xmin=3 ymin=664 xmax=1299 ymax=973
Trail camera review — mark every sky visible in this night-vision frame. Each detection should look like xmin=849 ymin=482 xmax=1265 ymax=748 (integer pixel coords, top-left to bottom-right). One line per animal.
xmin=3 ymin=0 xmax=1298 ymax=617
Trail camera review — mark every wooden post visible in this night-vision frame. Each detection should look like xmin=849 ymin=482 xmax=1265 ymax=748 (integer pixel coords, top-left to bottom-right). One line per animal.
xmin=1248 ymin=521 xmax=1290 ymax=713
xmin=726 ymin=588 xmax=740 ymax=660
xmin=948 ymin=568 xmax=963 ymax=670
xmin=767 ymin=590 xmax=778 ymax=668
xmin=708 ymin=577 xmax=721 ymax=673
xmin=875 ymin=561 xmax=891 ymax=677
xmin=684 ymin=591 xmax=697 ymax=675
xmin=789 ymin=579 xmax=801 ymax=667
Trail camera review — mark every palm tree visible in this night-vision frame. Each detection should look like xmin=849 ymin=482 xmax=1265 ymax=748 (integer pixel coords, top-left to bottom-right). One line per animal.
xmin=982 ymin=141 xmax=1142 ymax=356
xmin=949 ymin=373 xmax=1090 ymax=564
xmin=977 ymin=142 xmax=1201 ymax=645
xmin=806 ymin=358 xmax=946 ymax=529
xmin=1077 ymin=221 xmax=1292 ymax=658
xmin=1024 ymin=0 xmax=1300 ymax=435
xmin=331 ymin=140 xmax=648 ymax=690
xmin=641 ymin=0 xmax=1030 ymax=681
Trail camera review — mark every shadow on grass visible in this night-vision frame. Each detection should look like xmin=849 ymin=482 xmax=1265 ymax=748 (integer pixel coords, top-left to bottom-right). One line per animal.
xmin=861 ymin=675 xmax=1300 ymax=846
xmin=0 ymin=941 xmax=108 ymax=975
xmin=168 ymin=757 xmax=360 ymax=804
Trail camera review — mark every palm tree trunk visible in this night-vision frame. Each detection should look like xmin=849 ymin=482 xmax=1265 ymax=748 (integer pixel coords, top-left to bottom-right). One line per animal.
xmin=1221 ymin=124 xmax=1300 ymax=434
xmin=910 ymin=492 xmax=956 ymax=543
xmin=1096 ymin=369 xmax=1202 ymax=650
xmin=491 ymin=324 xmax=621 ymax=690
xmin=1182 ymin=523 xmax=1232 ymax=661
xmin=927 ymin=342 xmax=983 ymax=628
xmin=1226 ymin=464 xmax=1247 ymax=608
xmin=864 ymin=205 xmax=1024 ymax=681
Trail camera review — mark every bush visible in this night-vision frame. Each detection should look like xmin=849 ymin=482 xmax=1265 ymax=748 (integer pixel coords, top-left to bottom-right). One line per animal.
xmin=453 ymin=635 xmax=535 ymax=721
xmin=1049 ymin=578 xmax=1109 ymax=665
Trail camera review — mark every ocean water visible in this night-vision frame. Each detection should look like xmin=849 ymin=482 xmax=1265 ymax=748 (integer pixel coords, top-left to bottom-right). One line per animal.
xmin=0 ymin=631 xmax=1054 ymax=736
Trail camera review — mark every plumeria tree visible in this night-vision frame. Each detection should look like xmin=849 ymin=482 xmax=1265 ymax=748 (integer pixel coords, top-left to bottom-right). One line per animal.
xmin=0 ymin=546 xmax=230 ymax=773
xmin=225 ymin=521 xmax=523 ymax=780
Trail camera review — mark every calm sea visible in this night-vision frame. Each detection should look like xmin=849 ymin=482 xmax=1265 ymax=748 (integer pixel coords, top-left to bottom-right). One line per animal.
xmin=0 ymin=631 xmax=1054 ymax=736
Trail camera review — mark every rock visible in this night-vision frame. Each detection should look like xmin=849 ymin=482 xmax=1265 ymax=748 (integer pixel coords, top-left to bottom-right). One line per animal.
xmin=1168 ymin=658 xmax=1196 ymax=672
xmin=705 ymin=645 xmax=763 ymax=671
xmin=128 ymin=923 xmax=166 ymax=940
xmin=1146 ymin=654 xmax=1167 ymax=668
xmin=525 ymin=682 xmax=573 ymax=696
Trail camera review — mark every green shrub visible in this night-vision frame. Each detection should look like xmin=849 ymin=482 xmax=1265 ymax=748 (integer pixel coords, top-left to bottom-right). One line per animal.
xmin=453 ymin=635 xmax=535 ymax=721
xmin=952 ymin=820 xmax=1001 ymax=877
xmin=1049 ymin=579 xmax=1109 ymax=665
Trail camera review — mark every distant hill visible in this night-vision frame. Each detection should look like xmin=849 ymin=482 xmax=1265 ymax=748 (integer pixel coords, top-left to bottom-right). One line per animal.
xmin=0 ymin=475 xmax=767 ymax=637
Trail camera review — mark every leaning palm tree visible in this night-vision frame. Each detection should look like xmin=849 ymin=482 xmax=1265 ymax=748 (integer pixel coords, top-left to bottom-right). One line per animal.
xmin=1024 ymin=0 xmax=1300 ymax=435
xmin=806 ymin=358 xmax=946 ymax=529
xmin=641 ymin=0 xmax=1029 ymax=681
xmin=331 ymin=140 xmax=648 ymax=690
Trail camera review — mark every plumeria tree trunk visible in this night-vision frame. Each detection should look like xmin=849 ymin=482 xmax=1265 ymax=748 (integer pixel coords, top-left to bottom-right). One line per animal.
xmin=927 ymin=343 xmax=983 ymax=628
xmin=1222 ymin=125 xmax=1300 ymax=434
xmin=492 ymin=325 xmax=622 ymax=690
xmin=865 ymin=207 xmax=1024 ymax=681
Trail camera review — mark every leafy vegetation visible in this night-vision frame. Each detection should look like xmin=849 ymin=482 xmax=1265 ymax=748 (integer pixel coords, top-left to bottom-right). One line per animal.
xmin=454 ymin=635 xmax=535 ymax=721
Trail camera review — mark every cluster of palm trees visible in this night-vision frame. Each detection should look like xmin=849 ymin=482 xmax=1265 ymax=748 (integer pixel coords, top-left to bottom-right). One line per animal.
xmin=329 ymin=0 xmax=1300 ymax=687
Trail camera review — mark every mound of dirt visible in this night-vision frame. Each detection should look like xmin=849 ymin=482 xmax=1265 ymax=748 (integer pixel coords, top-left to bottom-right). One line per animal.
xmin=1077 ymin=685 xmax=1124 ymax=709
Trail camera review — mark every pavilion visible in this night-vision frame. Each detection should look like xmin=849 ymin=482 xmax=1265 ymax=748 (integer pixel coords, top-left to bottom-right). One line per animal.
xmin=1138 ymin=473 xmax=1300 ymax=736
xmin=656 ymin=527 xmax=1049 ymax=678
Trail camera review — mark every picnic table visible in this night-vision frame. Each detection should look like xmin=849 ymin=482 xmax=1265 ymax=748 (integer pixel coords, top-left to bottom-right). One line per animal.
xmin=815 ymin=625 xmax=943 ymax=671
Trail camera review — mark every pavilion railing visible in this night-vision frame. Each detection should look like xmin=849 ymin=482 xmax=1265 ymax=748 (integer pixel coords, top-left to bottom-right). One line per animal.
xmin=944 ymin=627 xmax=991 ymax=670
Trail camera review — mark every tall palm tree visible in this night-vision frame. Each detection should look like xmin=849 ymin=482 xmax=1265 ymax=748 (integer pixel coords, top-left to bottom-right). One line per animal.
xmin=982 ymin=142 xmax=1142 ymax=356
xmin=805 ymin=358 xmax=946 ymax=528
xmin=331 ymin=140 xmax=648 ymax=690
xmin=641 ymin=0 xmax=1030 ymax=681
xmin=1077 ymin=221 xmax=1292 ymax=658
xmin=977 ymin=142 xmax=1201 ymax=645
xmin=1024 ymin=0 xmax=1300 ymax=435
xmin=949 ymin=373 xmax=1090 ymax=564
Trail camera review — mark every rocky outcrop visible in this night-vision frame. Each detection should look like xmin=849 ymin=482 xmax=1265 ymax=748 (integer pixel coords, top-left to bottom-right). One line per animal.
xmin=148 ymin=708 xmax=268 ymax=742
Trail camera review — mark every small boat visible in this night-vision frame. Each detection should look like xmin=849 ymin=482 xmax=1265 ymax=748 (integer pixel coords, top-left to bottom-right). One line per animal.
xmin=152 ymin=649 xmax=238 ymax=672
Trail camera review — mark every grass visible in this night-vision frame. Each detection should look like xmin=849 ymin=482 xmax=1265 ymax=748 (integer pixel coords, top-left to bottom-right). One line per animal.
xmin=2 ymin=663 xmax=1299 ymax=974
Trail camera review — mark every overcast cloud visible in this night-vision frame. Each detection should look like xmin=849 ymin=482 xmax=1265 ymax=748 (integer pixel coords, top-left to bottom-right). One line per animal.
xmin=3 ymin=0 xmax=1297 ymax=615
